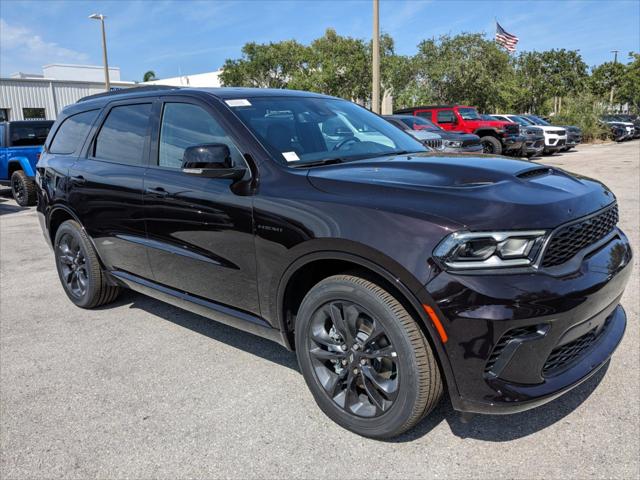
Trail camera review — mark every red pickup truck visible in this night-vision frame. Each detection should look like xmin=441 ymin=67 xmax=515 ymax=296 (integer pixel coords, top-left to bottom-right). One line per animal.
xmin=394 ymin=105 xmax=524 ymax=155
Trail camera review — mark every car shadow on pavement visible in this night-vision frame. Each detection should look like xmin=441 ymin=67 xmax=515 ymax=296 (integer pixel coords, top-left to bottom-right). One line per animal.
xmin=391 ymin=360 xmax=610 ymax=443
xmin=104 ymin=290 xmax=611 ymax=443
xmin=110 ymin=290 xmax=299 ymax=371
xmin=0 ymin=196 xmax=29 ymax=215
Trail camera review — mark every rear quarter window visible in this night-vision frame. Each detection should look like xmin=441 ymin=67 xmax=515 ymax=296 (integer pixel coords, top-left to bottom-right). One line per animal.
xmin=49 ymin=110 xmax=99 ymax=155
xmin=9 ymin=122 xmax=53 ymax=147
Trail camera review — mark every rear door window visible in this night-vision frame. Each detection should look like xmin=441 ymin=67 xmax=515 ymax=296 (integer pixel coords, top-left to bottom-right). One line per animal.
xmin=49 ymin=111 xmax=98 ymax=154
xmin=436 ymin=110 xmax=456 ymax=123
xmin=94 ymin=104 xmax=152 ymax=165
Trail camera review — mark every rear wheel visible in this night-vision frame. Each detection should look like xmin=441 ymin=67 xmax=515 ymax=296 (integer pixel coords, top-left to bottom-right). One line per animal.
xmin=295 ymin=274 xmax=442 ymax=439
xmin=54 ymin=220 xmax=120 ymax=308
xmin=480 ymin=136 xmax=502 ymax=155
xmin=11 ymin=170 xmax=37 ymax=206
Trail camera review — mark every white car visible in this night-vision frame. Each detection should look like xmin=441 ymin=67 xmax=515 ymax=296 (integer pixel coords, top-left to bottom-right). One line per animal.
xmin=493 ymin=114 xmax=567 ymax=155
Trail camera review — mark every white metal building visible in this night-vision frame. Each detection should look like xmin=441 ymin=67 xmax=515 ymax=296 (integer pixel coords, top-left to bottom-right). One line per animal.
xmin=0 ymin=64 xmax=135 ymax=121
xmin=143 ymin=70 xmax=222 ymax=88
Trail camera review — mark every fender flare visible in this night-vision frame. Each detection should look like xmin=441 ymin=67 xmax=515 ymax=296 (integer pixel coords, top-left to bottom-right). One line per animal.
xmin=8 ymin=156 xmax=35 ymax=177
xmin=275 ymin=248 xmax=459 ymax=401
xmin=473 ymin=128 xmax=500 ymax=138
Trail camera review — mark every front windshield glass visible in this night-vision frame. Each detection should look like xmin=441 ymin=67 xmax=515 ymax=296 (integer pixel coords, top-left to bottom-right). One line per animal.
xmin=527 ymin=115 xmax=551 ymax=126
xmin=458 ymin=107 xmax=481 ymax=120
xmin=402 ymin=116 xmax=441 ymax=131
xmin=227 ymin=96 xmax=426 ymax=165
xmin=509 ymin=116 xmax=533 ymax=127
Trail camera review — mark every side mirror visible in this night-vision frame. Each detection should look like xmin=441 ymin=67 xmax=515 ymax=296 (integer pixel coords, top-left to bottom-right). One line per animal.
xmin=181 ymin=144 xmax=246 ymax=180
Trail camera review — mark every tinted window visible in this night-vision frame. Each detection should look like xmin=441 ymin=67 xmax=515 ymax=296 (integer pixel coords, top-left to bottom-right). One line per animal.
xmin=437 ymin=110 xmax=456 ymax=123
xmin=49 ymin=111 xmax=98 ymax=154
xmin=9 ymin=122 xmax=53 ymax=147
xmin=229 ymin=97 xmax=425 ymax=165
xmin=458 ymin=108 xmax=481 ymax=120
xmin=94 ymin=104 xmax=152 ymax=165
xmin=158 ymin=103 xmax=243 ymax=169
xmin=416 ymin=111 xmax=432 ymax=120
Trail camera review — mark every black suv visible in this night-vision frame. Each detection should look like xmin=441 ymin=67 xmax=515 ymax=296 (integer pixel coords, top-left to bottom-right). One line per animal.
xmin=37 ymin=87 xmax=632 ymax=439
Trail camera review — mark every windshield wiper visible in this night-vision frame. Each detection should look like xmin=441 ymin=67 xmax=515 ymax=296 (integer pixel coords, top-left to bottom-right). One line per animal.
xmin=289 ymin=158 xmax=344 ymax=168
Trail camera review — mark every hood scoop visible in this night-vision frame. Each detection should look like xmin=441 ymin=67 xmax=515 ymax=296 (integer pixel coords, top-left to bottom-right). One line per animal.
xmin=517 ymin=167 xmax=553 ymax=180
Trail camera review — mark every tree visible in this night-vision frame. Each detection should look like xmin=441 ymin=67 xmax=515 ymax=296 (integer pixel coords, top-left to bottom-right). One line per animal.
xmin=289 ymin=29 xmax=370 ymax=100
xmin=143 ymin=70 xmax=157 ymax=82
xmin=219 ymin=40 xmax=308 ymax=88
xmin=589 ymin=60 xmax=626 ymax=104
xmin=617 ymin=53 xmax=640 ymax=111
xmin=404 ymin=33 xmax=513 ymax=112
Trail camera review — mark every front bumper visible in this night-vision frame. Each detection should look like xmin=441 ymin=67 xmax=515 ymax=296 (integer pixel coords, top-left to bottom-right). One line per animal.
xmin=443 ymin=144 xmax=484 ymax=154
xmin=502 ymin=135 xmax=526 ymax=152
xmin=524 ymin=137 xmax=545 ymax=155
xmin=425 ymin=228 xmax=632 ymax=414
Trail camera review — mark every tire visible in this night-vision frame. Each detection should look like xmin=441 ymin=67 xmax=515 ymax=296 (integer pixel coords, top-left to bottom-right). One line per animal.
xmin=295 ymin=274 xmax=442 ymax=439
xmin=480 ymin=136 xmax=502 ymax=155
xmin=11 ymin=170 xmax=37 ymax=206
xmin=54 ymin=220 xmax=120 ymax=308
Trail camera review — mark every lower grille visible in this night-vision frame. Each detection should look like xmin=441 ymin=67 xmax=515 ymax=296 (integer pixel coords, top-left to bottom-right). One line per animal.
xmin=505 ymin=124 xmax=520 ymax=135
xmin=543 ymin=325 xmax=606 ymax=376
xmin=541 ymin=204 xmax=618 ymax=267
xmin=484 ymin=326 xmax=540 ymax=375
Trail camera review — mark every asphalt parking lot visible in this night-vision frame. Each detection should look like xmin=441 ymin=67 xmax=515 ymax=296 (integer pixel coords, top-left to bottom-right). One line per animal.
xmin=1 ymin=141 xmax=638 ymax=479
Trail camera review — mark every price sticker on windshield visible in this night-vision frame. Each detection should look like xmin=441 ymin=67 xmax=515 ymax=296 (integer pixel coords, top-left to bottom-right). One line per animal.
xmin=225 ymin=99 xmax=252 ymax=107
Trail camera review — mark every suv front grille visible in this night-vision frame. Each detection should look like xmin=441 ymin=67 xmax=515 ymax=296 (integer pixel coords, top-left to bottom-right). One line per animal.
xmin=505 ymin=124 xmax=519 ymax=135
xmin=541 ymin=204 xmax=618 ymax=267
xmin=425 ymin=139 xmax=443 ymax=149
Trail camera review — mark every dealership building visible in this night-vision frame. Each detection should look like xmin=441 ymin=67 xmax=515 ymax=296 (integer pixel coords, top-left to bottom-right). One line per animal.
xmin=0 ymin=64 xmax=135 ymax=121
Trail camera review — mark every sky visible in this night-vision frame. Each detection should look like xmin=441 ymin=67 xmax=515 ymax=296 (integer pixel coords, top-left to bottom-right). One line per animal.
xmin=1 ymin=0 xmax=639 ymax=82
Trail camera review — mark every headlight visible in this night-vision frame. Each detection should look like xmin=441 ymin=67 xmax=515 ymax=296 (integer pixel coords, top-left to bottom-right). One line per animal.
xmin=433 ymin=230 xmax=547 ymax=270
xmin=444 ymin=140 xmax=462 ymax=148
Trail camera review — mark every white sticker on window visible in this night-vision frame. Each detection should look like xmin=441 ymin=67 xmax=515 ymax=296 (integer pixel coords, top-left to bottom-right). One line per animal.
xmin=282 ymin=151 xmax=300 ymax=162
xmin=225 ymin=99 xmax=252 ymax=107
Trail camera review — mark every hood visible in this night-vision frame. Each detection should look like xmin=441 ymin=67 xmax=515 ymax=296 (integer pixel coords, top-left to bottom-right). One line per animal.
xmin=306 ymin=153 xmax=615 ymax=231
xmin=408 ymin=130 xmax=441 ymax=141
xmin=436 ymin=131 xmax=480 ymax=143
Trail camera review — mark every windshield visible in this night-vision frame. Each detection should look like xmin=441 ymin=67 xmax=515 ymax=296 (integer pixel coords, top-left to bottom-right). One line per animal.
xmin=227 ymin=96 xmax=426 ymax=166
xmin=458 ymin=107 xmax=482 ymax=120
xmin=509 ymin=116 xmax=533 ymax=127
xmin=526 ymin=115 xmax=551 ymax=126
xmin=401 ymin=116 xmax=441 ymax=131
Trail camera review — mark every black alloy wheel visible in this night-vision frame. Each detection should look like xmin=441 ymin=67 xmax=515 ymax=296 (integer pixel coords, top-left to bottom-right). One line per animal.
xmin=308 ymin=300 xmax=399 ymax=418
xmin=57 ymin=232 xmax=89 ymax=299
xmin=296 ymin=274 xmax=442 ymax=438
xmin=54 ymin=220 xmax=120 ymax=308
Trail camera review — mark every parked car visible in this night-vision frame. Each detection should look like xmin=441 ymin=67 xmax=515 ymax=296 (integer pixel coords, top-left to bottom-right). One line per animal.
xmin=523 ymin=115 xmax=582 ymax=151
xmin=383 ymin=116 xmax=443 ymax=150
xmin=513 ymin=115 xmax=568 ymax=155
xmin=491 ymin=115 xmax=545 ymax=158
xmin=0 ymin=120 xmax=54 ymax=205
xmin=394 ymin=105 xmax=525 ymax=155
xmin=37 ymin=87 xmax=632 ymax=439
xmin=384 ymin=115 xmax=483 ymax=153
xmin=603 ymin=121 xmax=629 ymax=142
xmin=614 ymin=114 xmax=640 ymax=138
xmin=602 ymin=115 xmax=637 ymax=140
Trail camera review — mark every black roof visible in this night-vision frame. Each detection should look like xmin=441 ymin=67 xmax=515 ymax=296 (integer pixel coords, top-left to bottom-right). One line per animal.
xmin=78 ymin=85 xmax=336 ymax=104
xmin=394 ymin=105 xmax=462 ymax=114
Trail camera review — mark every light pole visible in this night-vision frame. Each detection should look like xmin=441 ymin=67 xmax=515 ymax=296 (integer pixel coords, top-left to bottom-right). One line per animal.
xmin=371 ymin=0 xmax=380 ymax=114
xmin=609 ymin=50 xmax=619 ymax=105
xmin=89 ymin=13 xmax=110 ymax=91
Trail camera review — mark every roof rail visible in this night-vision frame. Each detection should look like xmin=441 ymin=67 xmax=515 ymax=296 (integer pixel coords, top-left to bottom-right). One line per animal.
xmin=78 ymin=85 xmax=180 ymax=103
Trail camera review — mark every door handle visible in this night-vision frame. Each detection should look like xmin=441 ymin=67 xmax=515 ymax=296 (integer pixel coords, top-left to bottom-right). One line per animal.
xmin=70 ymin=175 xmax=86 ymax=185
xmin=145 ymin=186 xmax=170 ymax=198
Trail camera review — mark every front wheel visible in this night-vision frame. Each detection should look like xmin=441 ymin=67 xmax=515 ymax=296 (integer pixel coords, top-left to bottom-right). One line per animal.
xmin=295 ymin=274 xmax=442 ymax=439
xmin=11 ymin=170 xmax=37 ymax=206
xmin=480 ymin=136 xmax=502 ymax=155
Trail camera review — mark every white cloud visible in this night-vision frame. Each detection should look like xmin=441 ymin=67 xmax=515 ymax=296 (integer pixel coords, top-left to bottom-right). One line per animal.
xmin=0 ymin=18 xmax=88 ymax=74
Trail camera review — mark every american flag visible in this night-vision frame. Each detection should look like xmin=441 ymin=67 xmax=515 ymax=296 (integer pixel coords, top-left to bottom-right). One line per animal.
xmin=495 ymin=22 xmax=519 ymax=53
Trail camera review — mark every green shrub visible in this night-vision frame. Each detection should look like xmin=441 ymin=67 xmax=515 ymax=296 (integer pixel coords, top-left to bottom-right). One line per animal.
xmin=553 ymin=93 xmax=610 ymax=142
